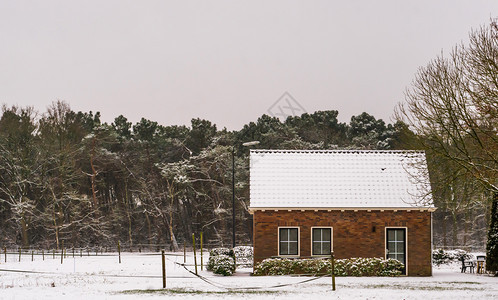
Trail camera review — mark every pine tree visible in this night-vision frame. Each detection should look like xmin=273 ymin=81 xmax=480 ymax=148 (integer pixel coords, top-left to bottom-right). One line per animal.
xmin=486 ymin=193 xmax=498 ymax=275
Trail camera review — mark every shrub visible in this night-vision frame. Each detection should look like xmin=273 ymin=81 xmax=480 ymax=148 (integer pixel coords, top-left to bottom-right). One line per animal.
xmin=253 ymin=257 xmax=403 ymax=276
xmin=252 ymin=258 xmax=297 ymax=276
xmin=209 ymin=247 xmax=234 ymax=257
xmin=206 ymin=254 xmax=236 ymax=276
xmin=233 ymin=246 xmax=253 ymax=268
xmin=432 ymin=249 xmax=472 ymax=266
xmin=432 ymin=249 xmax=451 ymax=266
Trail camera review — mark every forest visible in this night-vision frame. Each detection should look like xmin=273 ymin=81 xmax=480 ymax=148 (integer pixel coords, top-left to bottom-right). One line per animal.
xmin=0 ymin=102 xmax=492 ymax=251
xmin=1 ymin=22 xmax=497 ymax=255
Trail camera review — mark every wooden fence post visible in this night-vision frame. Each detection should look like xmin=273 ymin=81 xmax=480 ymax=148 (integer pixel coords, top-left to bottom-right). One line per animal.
xmin=192 ymin=233 xmax=198 ymax=275
xmin=331 ymin=252 xmax=336 ymax=291
xmin=183 ymin=242 xmax=186 ymax=264
xmin=42 ymin=249 xmax=44 ymax=261
xmin=18 ymin=248 xmax=21 ymax=262
xmin=4 ymin=246 xmax=6 ymax=263
xmin=200 ymin=232 xmax=203 ymax=271
xmin=61 ymin=241 xmax=64 ymax=264
xmin=118 ymin=241 xmax=121 ymax=264
xmin=31 ymin=250 xmax=34 ymax=261
xmin=53 ymin=249 xmax=55 ymax=259
xmin=161 ymin=250 xmax=166 ymax=288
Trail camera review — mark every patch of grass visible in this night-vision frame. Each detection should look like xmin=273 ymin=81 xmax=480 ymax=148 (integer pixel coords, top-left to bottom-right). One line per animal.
xmin=359 ymin=283 xmax=484 ymax=291
xmin=120 ymin=288 xmax=283 ymax=295
xmin=445 ymin=281 xmax=482 ymax=285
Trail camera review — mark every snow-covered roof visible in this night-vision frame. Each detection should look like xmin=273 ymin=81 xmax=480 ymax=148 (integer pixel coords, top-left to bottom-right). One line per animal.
xmin=249 ymin=150 xmax=434 ymax=210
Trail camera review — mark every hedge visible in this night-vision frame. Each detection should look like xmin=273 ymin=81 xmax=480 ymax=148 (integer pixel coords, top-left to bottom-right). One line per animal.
xmin=253 ymin=257 xmax=404 ymax=276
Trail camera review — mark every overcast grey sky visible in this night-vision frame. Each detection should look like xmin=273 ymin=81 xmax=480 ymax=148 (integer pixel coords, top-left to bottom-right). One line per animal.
xmin=1 ymin=0 xmax=497 ymax=130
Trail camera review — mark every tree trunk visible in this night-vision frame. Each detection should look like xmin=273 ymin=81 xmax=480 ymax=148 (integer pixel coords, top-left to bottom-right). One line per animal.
xmin=54 ymin=210 xmax=59 ymax=250
xmin=442 ymin=213 xmax=447 ymax=248
xmin=124 ymin=180 xmax=133 ymax=248
xmin=165 ymin=182 xmax=179 ymax=251
xmin=463 ymin=209 xmax=469 ymax=246
xmin=452 ymin=212 xmax=458 ymax=247
xmin=165 ymin=214 xmax=179 ymax=251
xmin=145 ymin=212 xmax=152 ymax=246
xmin=90 ymin=138 xmax=98 ymax=210
xmin=20 ymin=215 xmax=29 ymax=247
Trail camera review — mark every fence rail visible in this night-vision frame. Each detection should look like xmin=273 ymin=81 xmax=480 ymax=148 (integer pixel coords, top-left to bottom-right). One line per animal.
xmin=433 ymin=245 xmax=486 ymax=252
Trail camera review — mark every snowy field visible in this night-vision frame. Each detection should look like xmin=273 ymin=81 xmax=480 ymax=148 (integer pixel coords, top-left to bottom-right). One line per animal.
xmin=0 ymin=251 xmax=497 ymax=299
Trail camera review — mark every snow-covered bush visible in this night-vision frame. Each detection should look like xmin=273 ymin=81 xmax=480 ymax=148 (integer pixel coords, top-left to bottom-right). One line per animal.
xmin=253 ymin=257 xmax=404 ymax=276
xmin=432 ymin=249 xmax=451 ymax=266
xmin=338 ymin=257 xmax=403 ymax=276
xmin=379 ymin=258 xmax=406 ymax=276
xmin=207 ymin=247 xmax=237 ymax=276
xmin=233 ymin=246 xmax=253 ymax=268
xmin=209 ymin=247 xmax=234 ymax=257
xmin=206 ymin=254 xmax=236 ymax=276
xmin=252 ymin=258 xmax=297 ymax=276
xmin=207 ymin=246 xmax=253 ymax=274
xmin=432 ymin=249 xmax=472 ymax=266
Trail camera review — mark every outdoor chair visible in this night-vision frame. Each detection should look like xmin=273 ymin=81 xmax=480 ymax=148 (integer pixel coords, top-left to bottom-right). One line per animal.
xmin=460 ymin=257 xmax=475 ymax=273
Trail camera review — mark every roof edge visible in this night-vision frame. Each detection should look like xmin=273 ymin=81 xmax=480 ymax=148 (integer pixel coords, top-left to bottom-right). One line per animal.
xmin=250 ymin=149 xmax=426 ymax=154
xmin=249 ymin=207 xmax=437 ymax=214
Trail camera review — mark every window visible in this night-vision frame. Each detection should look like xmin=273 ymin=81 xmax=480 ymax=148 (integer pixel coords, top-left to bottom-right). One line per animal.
xmin=279 ymin=227 xmax=299 ymax=256
xmin=312 ymin=227 xmax=332 ymax=256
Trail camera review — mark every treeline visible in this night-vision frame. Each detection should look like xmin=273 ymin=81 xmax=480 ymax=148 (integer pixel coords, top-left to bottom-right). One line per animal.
xmin=0 ymin=101 xmax=490 ymax=250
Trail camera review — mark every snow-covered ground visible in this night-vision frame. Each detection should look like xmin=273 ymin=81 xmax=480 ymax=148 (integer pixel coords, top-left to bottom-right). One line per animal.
xmin=0 ymin=251 xmax=497 ymax=299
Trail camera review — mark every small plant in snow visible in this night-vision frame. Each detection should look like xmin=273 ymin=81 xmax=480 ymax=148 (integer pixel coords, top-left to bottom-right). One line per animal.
xmin=206 ymin=254 xmax=236 ymax=276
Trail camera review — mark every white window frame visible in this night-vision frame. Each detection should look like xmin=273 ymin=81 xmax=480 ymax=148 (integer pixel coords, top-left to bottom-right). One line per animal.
xmin=385 ymin=226 xmax=408 ymax=276
xmin=311 ymin=227 xmax=333 ymax=257
xmin=278 ymin=227 xmax=300 ymax=257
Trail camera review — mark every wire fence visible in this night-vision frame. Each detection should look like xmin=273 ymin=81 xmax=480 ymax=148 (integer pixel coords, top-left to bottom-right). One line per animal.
xmin=0 ymin=249 xmax=337 ymax=292
xmin=433 ymin=245 xmax=486 ymax=253
xmin=0 ymin=242 xmax=251 ymax=254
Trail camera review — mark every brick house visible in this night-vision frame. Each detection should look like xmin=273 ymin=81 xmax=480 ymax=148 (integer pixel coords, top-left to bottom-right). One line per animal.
xmin=249 ymin=150 xmax=435 ymax=276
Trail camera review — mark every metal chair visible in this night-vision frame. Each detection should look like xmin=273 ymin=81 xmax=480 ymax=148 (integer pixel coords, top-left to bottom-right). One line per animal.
xmin=460 ymin=257 xmax=475 ymax=273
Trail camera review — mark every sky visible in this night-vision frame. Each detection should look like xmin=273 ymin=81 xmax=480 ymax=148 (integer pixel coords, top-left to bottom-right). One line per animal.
xmin=0 ymin=0 xmax=497 ymax=130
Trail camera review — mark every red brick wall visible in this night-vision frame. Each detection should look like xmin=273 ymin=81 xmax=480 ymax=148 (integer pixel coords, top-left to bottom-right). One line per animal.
xmin=252 ymin=210 xmax=432 ymax=276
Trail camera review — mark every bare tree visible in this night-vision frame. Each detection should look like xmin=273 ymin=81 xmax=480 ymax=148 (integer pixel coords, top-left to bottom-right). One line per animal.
xmin=396 ymin=21 xmax=497 ymax=194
